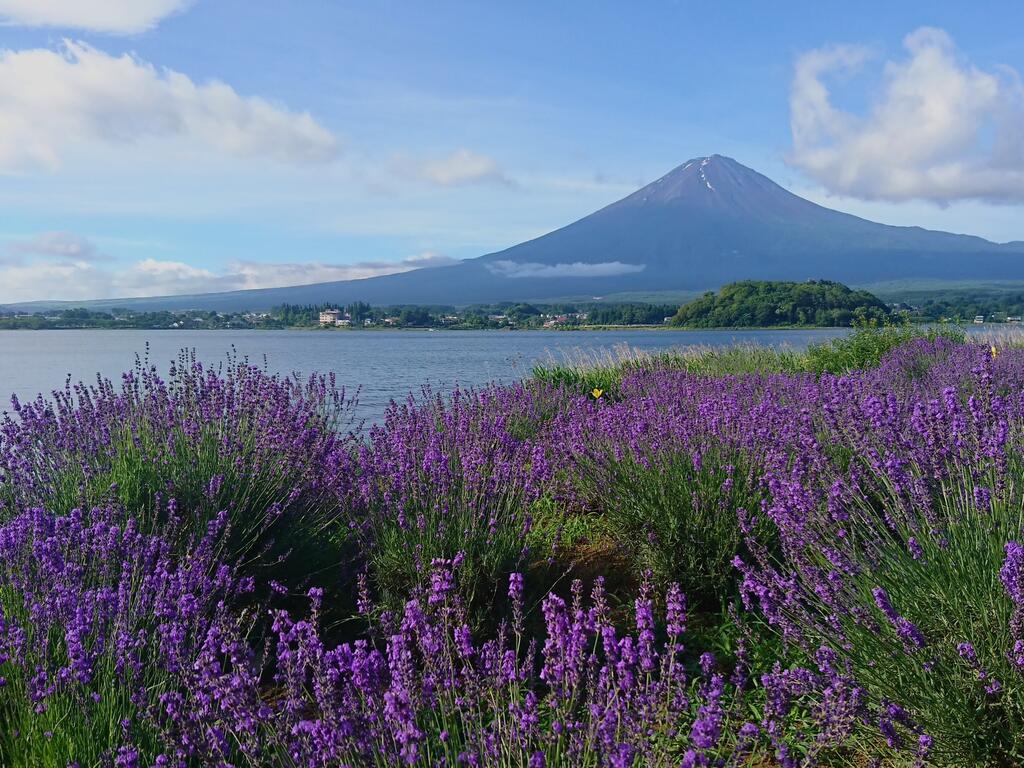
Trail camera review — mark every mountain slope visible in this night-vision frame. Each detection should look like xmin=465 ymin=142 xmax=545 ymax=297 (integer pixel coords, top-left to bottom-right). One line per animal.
xmin=6 ymin=155 xmax=1023 ymax=312
xmin=477 ymin=155 xmax=1020 ymax=283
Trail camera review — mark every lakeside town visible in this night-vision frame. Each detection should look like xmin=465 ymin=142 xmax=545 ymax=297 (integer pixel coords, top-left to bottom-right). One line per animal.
xmin=0 ymin=302 xmax=670 ymax=331
xmin=315 ymin=305 xmax=616 ymax=329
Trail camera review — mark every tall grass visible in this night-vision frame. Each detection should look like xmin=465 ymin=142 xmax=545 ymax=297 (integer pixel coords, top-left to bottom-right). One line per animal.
xmin=804 ymin=322 xmax=966 ymax=374
xmin=531 ymin=325 xmax=969 ymax=396
xmin=531 ymin=342 xmax=804 ymax=396
xmin=974 ymin=325 xmax=1024 ymax=349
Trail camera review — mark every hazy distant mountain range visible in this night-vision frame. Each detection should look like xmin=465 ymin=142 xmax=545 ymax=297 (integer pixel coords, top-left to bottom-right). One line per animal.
xmin=7 ymin=155 xmax=1024 ymax=312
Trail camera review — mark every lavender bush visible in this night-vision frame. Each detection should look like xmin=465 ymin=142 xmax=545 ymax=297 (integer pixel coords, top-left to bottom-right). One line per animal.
xmin=4 ymin=334 xmax=1024 ymax=764
xmin=0 ymin=498 xmax=850 ymax=767
xmin=0 ymin=350 xmax=360 ymax=578
xmin=0 ymin=502 xmax=256 ymax=765
xmin=738 ymin=347 xmax=1024 ymax=764
xmin=553 ymin=390 xmax=767 ymax=604
xmin=350 ymin=386 xmax=551 ymax=616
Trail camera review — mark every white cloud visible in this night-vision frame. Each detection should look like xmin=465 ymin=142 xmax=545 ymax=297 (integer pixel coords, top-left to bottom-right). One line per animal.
xmin=0 ymin=252 xmax=458 ymax=303
xmin=395 ymin=148 xmax=511 ymax=187
xmin=7 ymin=231 xmax=111 ymax=262
xmin=226 ymin=252 xmax=457 ymax=290
xmin=0 ymin=0 xmax=192 ymax=34
xmin=485 ymin=260 xmax=645 ymax=279
xmin=788 ymin=27 xmax=1024 ymax=203
xmin=0 ymin=40 xmax=340 ymax=172
xmin=0 ymin=261 xmax=110 ymax=301
xmin=123 ymin=258 xmax=221 ymax=294
xmin=0 ymin=258 xmax=224 ymax=302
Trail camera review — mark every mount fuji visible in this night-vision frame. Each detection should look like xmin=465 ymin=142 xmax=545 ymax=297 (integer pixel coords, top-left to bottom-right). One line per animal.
xmin=12 ymin=155 xmax=1024 ymax=311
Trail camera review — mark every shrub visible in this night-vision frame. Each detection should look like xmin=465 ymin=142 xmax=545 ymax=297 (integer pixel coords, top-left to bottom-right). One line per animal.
xmin=0 ymin=503 xmax=257 ymax=766
xmin=737 ymin=355 xmax=1024 ymax=764
xmin=577 ymin=445 xmax=761 ymax=606
xmin=545 ymin=369 xmax=810 ymax=605
xmin=0 ymin=501 xmax=853 ymax=767
xmin=0 ymin=351 xmax=360 ymax=582
xmin=350 ymin=386 xmax=552 ymax=617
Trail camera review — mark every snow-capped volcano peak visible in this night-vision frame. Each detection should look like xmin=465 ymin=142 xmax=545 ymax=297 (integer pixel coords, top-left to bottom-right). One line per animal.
xmin=614 ymin=154 xmax=807 ymax=214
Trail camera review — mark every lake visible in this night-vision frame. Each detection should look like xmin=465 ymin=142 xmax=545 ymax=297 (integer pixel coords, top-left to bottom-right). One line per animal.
xmin=0 ymin=328 xmax=850 ymax=423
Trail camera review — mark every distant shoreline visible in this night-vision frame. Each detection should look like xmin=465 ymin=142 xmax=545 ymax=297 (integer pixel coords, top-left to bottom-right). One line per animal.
xmin=0 ymin=324 xmax=1000 ymax=333
xmin=0 ymin=323 xmax=866 ymax=333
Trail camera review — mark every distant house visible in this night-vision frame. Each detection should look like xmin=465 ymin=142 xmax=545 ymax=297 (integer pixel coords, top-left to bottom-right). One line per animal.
xmin=1008 ymin=316 xmax=1022 ymax=323
xmin=383 ymin=317 xmax=401 ymax=326
xmin=319 ymin=309 xmax=341 ymax=325
xmin=363 ymin=318 xmax=376 ymax=326
xmin=335 ymin=318 xmax=352 ymax=327
xmin=973 ymin=315 xmax=985 ymax=325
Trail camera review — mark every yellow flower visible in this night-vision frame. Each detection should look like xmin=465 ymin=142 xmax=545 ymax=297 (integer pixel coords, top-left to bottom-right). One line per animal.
xmin=992 ymin=345 xmax=999 ymax=359
xmin=591 ymin=388 xmax=604 ymax=399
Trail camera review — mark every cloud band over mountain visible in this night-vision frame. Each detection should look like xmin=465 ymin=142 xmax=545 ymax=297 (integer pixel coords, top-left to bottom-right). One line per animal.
xmin=485 ymin=260 xmax=645 ymax=279
xmin=0 ymin=242 xmax=456 ymax=303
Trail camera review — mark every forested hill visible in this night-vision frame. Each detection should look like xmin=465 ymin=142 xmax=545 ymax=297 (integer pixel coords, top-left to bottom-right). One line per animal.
xmin=670 ymin=280 xmax=890 ymax=328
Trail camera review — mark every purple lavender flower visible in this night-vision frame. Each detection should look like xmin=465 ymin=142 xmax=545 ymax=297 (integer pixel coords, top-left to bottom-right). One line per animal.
xmin=906 ymin=537 xmax=923 ymax=560
xmin=957 ymin=642 xmax=977 ymax=663
xmin=873 ymin=587 xmax=926 ymax=650
xmin=1001 ymin=542 xmax=1024 ymax=607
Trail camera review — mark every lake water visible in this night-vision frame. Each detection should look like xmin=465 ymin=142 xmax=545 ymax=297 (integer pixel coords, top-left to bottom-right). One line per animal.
xmin=0 ymin=328 xmax=850 ymax=423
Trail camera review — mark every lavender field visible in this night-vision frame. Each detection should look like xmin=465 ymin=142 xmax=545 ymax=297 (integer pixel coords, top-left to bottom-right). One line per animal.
xmin=2 ymin=326 xmax=1024 ymax=766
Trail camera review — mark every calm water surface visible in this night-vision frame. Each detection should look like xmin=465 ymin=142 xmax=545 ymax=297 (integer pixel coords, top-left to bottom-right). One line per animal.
xmin=0 ymin=329 xmax=850 ymax=423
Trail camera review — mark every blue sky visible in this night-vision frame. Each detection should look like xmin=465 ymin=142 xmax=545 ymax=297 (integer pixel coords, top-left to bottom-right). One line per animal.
xmin=2 ymin=0 xmax=1024 ymax=302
